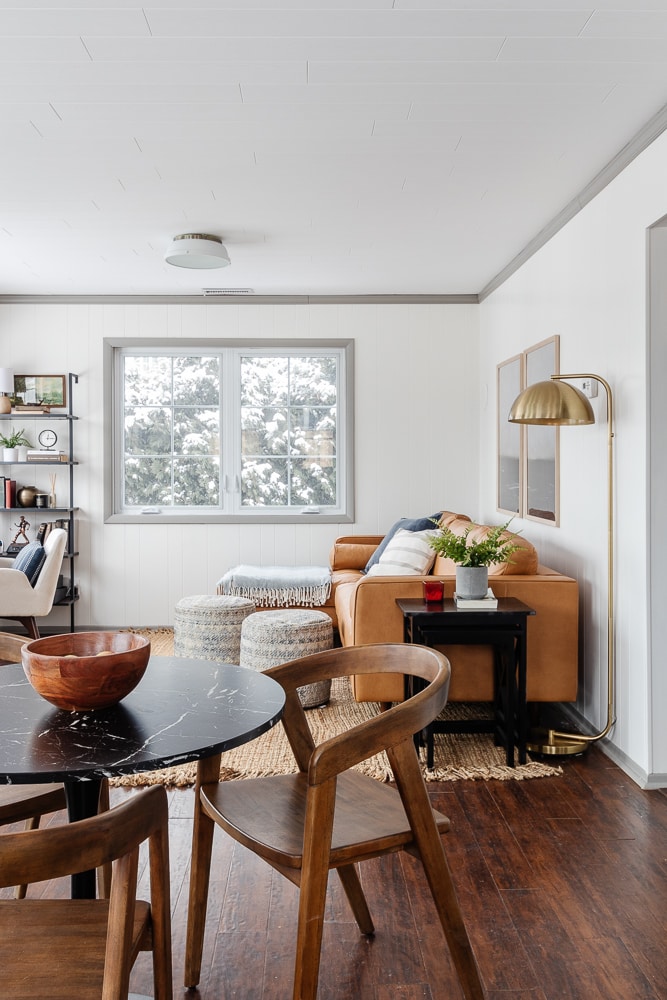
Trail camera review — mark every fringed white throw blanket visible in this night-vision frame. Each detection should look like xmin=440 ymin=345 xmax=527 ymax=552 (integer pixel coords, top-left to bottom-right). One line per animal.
xmin=217 ymin=564 xmax=332 ymax=608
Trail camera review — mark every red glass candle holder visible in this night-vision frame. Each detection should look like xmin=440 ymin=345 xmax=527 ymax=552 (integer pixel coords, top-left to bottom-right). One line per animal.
xmin=423 ymin=580 xmax=444 ymax=603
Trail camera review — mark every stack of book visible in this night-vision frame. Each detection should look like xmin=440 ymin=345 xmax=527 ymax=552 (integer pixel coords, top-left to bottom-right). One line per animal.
xmin=454 ymin=589 xmax=498 ymax=609
xmin=26 ymin=449 xmax=68 ymax=463
xmin=35 ymin=518 xmax=71 ymax=551
xmin=0 ymin=477 xmax=16 ymax=508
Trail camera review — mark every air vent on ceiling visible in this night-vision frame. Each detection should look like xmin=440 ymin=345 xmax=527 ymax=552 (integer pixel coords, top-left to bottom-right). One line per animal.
xmin=202 ymin=287 xmax=254 ymax=296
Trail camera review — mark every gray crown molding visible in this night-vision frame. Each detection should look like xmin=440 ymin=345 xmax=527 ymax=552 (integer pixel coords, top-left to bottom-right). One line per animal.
xmin=0 ymin=293 xmax=478 ymax=305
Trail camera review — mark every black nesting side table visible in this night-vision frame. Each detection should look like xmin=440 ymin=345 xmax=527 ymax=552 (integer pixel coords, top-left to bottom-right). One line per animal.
xmin=396 ymin=597 xmax=536 ymax=767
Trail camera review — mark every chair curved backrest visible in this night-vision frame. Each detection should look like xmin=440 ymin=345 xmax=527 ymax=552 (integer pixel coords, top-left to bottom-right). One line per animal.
xmin=0 ymin=527 xmax=67 ymax=637
xmin=185 ymin=643 xmax=485 ymax=1000
xmin=0 ymin=630 xmax=27 ymax=664
xmin=0 ymin=630 xmax=67 ymax=898
xmin=32 ymin=527 xmax=68 ymax=604
xmin=0 ymin=785 xmax=173 ymax=1000
xmin=0 ymin=629 xmax=110 ymax=899
xmin=269 ymin=643 xmax=450 ymax=784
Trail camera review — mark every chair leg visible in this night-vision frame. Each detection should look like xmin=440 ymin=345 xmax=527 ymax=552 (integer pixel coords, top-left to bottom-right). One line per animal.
xmin=389 ymin=740 xmax=486 ymax=1000
xmin=336 ymin=864 xmax=374 ymax=935
xmin=293 ymin=782 xmax=336 ymax=1000
xmin=148 ymin=794 xmax=174 ymax=1000
xmin=17 ymin=617 xmax=40 ymax=640
xmin=184 ymin=755 xmax=222 ymax=989
xmin=14 ymin=815 xmax=40 ymax=898
xmin=97 ymin=778 xmax=112 ymax=898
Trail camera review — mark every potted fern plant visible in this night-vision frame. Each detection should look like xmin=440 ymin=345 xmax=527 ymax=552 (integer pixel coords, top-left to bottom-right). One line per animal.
xmin=427 ymin=518 xmax=521 ymax=600
xmin=0 ymin=428 xmax=31 ymax=462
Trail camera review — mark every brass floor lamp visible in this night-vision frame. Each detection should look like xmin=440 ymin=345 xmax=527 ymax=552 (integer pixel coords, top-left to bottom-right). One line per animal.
xmin=508 ymin=374 xmax=615 ymax=755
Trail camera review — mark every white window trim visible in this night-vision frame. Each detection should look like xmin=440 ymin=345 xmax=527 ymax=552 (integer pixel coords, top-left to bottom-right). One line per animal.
xmin=103 ymin=337 xmax=354 ymax=524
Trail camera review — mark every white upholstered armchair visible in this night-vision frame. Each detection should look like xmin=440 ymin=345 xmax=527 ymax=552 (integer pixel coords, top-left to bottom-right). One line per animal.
xmin=0 ymin=528 xmax=68 ymax=638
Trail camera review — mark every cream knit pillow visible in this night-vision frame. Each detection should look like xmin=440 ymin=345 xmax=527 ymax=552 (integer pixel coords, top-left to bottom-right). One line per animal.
xmin=366 ymin=528 xmax=436 ymax=576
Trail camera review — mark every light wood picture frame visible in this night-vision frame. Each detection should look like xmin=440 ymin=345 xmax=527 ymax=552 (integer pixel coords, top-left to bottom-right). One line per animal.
xmin=523 ymin=336 xmax=560 ymax=525
xmin=497 ymin=353 xmax=524 ymax=516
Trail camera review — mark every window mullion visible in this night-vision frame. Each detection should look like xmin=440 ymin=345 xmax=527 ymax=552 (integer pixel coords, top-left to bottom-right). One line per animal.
xmin=224 ymin=352 xmax=242 ymax=514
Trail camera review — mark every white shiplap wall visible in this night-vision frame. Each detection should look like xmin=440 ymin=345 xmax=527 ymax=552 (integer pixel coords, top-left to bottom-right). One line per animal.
xmin=1 ymin=300 xmax=480 ymax=628
xmin=478 ymin=129 xmax=667 ymax=785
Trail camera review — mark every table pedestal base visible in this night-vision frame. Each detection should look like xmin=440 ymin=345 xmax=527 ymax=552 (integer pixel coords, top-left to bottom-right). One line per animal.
xmin=64 ymin=778 xmax=103 ymax=898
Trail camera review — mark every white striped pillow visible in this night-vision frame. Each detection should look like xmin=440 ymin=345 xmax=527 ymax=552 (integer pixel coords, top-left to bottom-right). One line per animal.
xmin=366 ymin=528 xmax=436 ymax=576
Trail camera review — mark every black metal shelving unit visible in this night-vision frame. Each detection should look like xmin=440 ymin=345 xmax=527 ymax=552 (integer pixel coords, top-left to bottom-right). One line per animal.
xmin=0 ymin=373 xmax=79 ymax=631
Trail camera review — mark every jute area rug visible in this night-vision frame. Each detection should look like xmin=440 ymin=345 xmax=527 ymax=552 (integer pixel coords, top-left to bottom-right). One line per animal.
xmin=112 ymin=629 xmax=561 ymax=789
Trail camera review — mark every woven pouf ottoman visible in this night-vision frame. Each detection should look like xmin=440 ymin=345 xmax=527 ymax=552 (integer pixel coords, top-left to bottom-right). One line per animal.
xmin=174 ymin=595 xmax=256 ymax=665
xmin=240 ymin=609 xmax=333 ymax=708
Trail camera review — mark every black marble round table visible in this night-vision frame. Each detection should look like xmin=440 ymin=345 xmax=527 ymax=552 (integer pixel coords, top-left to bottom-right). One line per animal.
xmin=0 ymin=655 xmax=285 ymax=896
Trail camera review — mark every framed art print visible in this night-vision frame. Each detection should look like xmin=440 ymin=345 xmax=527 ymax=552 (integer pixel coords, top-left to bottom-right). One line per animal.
xmin=497 ymin=353 xmax=524 ymax=516
xmin=523 ymin=336 xmax=560 ymax=525
xmin=13 ymin=374 xmax=67 ymax=409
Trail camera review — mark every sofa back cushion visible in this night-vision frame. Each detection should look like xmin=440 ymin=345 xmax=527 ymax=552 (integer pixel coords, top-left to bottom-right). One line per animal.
xmin=432 ymin=519 xmax=538 ymax=576
xmin=329 ymin=536 xmax=384 ymax=572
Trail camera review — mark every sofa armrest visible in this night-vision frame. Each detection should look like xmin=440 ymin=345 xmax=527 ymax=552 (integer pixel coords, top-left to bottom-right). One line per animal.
xmin=329 ymin=536 xmax=384 ymax=572
xmin=336 ymin=574 xmax=440 ymax=646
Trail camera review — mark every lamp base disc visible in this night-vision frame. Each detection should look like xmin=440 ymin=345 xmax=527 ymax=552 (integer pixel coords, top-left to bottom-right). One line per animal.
xmin=527 ymin=728 xmax=589 ymax=756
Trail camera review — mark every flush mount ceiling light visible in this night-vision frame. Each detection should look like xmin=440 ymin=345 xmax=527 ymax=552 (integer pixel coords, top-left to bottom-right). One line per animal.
xmin=164 ymin=233 xmax=231 ymax=269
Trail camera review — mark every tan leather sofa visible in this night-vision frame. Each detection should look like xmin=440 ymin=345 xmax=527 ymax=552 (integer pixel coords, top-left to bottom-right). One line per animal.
xmin=330 ymin=511 xmax=579 ymax=707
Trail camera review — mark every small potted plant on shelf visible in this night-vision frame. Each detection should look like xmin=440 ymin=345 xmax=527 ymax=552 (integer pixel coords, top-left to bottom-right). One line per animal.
xmin=427 ymin=518 xmax=521 ymax=600
xmin=0 ymin=428 xmax=32 ymax=462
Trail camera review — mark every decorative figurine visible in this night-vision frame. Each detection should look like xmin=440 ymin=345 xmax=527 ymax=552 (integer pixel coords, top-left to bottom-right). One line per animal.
xmin=10 ymin=515 xmax=31 ymax=547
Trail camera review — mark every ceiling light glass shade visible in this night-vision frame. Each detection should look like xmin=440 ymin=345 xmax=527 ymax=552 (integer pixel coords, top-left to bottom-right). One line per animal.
xmin=164 ymin=234 xmax=231 ymax=269
xmin=0 ymin=368 xmax=14 ymax=395
xmin=508 ymin=378 xmax=594 ymax=425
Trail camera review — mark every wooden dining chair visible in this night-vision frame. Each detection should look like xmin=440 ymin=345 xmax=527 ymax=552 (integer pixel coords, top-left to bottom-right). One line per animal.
xmin=0 ymin=631 xmax=68 ymax=898
xmin=0 ymin=784 xmax=172 ymax=1000
xmin=0 ymin=630 xmax=111 ymax=899
xmin=185 ymin=642 xmax=485 ymax=1000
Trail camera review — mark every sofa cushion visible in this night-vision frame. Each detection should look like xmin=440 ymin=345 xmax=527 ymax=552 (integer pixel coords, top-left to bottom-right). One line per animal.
xmin=330 ymin=537 xmax=384 ymax=572
xmin=366 ymin=528 xmax=436 ymax=576
xmin=13 ymin=541 xmax=46 ymax=586
xmin=364 ymin=513 xmax=442 ymax=574
xmin=430 ymin=518 xmax=538 ymax=576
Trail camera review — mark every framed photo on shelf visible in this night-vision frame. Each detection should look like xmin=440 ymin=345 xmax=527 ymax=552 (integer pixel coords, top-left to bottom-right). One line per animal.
xmin=13 ymin=374 xmax=66 ymax=409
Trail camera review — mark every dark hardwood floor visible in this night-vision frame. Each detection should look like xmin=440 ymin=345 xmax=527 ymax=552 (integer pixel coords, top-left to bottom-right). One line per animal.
xmin=3 ymin=746 xmax=667 ymax=999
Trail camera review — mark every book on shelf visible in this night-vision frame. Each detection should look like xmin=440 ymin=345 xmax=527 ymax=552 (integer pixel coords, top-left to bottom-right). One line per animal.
xmin=454 ymin=588 xmax=498 ymax=609
xmin=4 ymin=478 xmax=16 ymax=509
xmin=12 ymin=404 xmax=51 ymax=413
xmin=26 ymin=449 xmax=69 ymax=462
xmin=0 ymin=475 xmax=5 ymax=508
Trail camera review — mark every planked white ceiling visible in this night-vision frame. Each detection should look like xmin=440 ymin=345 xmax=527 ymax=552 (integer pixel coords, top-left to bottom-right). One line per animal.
xmin=2 ymin=2 xmax=667 ymax=298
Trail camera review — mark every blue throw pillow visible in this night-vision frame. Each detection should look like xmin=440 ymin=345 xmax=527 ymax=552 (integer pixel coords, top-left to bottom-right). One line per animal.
xmin=14 ymin=541 xmax=46 ymax=586
xmin=364 ymin=513 xmax=442 ymax=574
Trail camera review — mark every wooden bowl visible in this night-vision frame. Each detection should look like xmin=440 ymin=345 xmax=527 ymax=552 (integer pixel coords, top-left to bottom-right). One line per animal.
xmin=22 ymin=631 xmax=151 ymax=711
